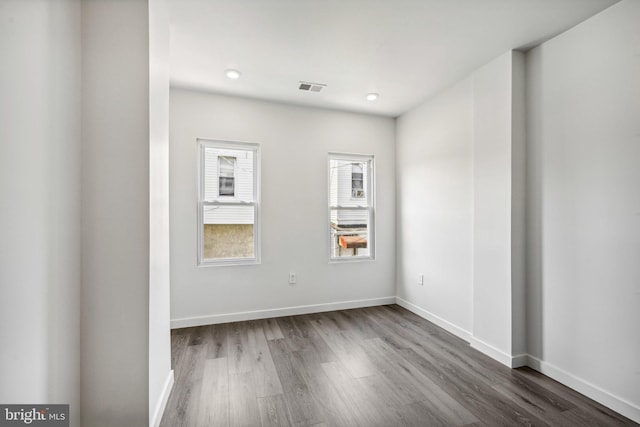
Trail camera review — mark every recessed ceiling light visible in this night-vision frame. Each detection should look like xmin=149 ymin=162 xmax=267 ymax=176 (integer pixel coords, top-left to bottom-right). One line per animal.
xmin=366 ymin=93 xmax=379 ymax=101
xmin=225 ymin=69 xmax=241 ymax=80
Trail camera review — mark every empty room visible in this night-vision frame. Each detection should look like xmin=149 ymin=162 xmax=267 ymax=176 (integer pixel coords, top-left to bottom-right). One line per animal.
xmin=1 ymin=0 xmax=638 ymax=426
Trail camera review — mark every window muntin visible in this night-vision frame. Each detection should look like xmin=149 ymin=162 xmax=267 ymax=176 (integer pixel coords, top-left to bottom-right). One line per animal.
xmin=328 ymin=154 xmax=374 ymax=261
xmin=198 ymin=140 xmax=260 ymax=265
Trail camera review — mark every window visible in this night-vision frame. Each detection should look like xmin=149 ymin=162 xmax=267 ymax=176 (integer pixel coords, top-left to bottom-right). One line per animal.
xmin=198 ymin=139 xmax=260 ymax=265
xmin=328 ymin=153 xmax=374 ymax=260
xmin=218 ymin=156 xmax=236 ymax=196
xmin=351 ymin=163 xmax=364 ymax=198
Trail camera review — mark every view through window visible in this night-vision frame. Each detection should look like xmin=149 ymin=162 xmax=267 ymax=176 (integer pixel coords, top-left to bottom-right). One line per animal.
xmin=198 ymin=139 xmax=260 ymax=265
xmin=329 ymin=154 xmax=374 ymax=260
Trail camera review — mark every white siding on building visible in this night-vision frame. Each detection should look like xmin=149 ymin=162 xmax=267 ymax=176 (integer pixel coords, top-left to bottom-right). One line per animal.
xmin=329 ymin=159 xmax=369 ymax=225
xmin=203 ymin=146 xmax=254 ymax=224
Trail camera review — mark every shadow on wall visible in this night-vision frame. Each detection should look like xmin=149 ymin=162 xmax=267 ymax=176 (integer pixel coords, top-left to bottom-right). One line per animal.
xmin=204 ymin=224 xmax=254 ymax=259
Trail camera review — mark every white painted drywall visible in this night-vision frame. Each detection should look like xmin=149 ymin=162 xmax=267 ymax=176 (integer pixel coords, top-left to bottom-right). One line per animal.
xmin=81 ymin=1 xmax=151 ymax=425
xmin=397 ymin=3 xmax=639 ymax=416
xmin=397 ymin=51 xmax=526 ymax=363
xmin=395 ymin=79 xmax=474 ymax=333
xmin=169 ymin=89 xmax=395 ymax=322
xmin=0 ymin=1 xmax=81 ymax=424
xmin=526 ymin=0 xmax=640 ymax=414
xmin=510 ymin=52 xmax=527 ymax=358
xmin=472 ymin=51 xmax=526 ymax=358
xmin=148 ymin=0 xmax=173 ymax=425
xmin=472 ymin=52 xmax=513 ymax=354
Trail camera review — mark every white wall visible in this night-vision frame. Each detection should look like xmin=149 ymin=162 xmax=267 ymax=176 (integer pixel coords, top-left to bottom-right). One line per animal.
xmin=148 ymin=0 xmax=173 ymax=425
xmin=526 ymin=0 xmax=640 ymax=418
xmin=510 ymin=52 xmax=527 ymax=359
xmin=397 ymin=1 xmax=639 ymax=420
xmin=395 ymin=79 xmax=474 ymax=334
xmin=170 ymin=89 xmax=395 ymax=325
xmin=0 ymin=1 xmax=81 ymax=425
xmin=472 ymin=51 xmax=526 ymax=359
xmin=397 ymin=51 xmax=526 ymax=365
xmin=1 ymin=2 xmax=171 ymax=425
xmin=81 ymin=1 xmax=151 ymax=425
xmin=472 ymin=53 xmax=513 ymax=355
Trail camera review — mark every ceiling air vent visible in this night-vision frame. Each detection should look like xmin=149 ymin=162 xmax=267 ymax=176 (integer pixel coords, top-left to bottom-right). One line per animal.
xmin=299 ymin=81 xmax=326 ymax=92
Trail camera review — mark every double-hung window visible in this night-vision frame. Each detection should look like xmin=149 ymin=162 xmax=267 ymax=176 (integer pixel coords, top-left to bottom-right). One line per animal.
xmin=328 ymin=153 xmax=374 ymax=260
xmin=198 ymin=139 xmax=260 ymax=265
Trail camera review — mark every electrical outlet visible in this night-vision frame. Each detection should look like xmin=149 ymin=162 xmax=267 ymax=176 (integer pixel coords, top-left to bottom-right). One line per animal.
xmin=418 ymin=274 xmax=424 ymax=286
xmin=289 ymin=272 xmax=296 ymax=284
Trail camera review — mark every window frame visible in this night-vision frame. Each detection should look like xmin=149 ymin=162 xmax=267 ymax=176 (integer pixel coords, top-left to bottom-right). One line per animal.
xmin=197 ymin=139 xmax=261 ymax=266
xmin=328 ymin=152 xmax=375 ymax=262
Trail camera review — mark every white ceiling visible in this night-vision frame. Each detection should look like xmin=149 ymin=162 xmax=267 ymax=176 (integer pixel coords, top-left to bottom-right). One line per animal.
xmin=170 ymin=0 xmax=618 ymax=117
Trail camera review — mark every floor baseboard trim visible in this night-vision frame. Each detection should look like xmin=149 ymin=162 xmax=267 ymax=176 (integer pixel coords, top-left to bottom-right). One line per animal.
xmin=394 ymin=298 xmax=533 ymax=370
xmin=468 ymin=337 xmax=524 ymax=368
xmin=170 ymin=297 xmax=396 ymax=329
xmin=151 ymin=369 xmax=174 ymax=427
xmin=526 ymin=356 xmax=640 ymax=424
xmin=511 ymin=353 xmax=529 ymax=368
xmin=395 ymin=297 xmax=473 ymax=342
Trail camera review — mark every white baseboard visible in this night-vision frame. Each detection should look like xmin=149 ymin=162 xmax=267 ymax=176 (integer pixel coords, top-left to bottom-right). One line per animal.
xmin=394 ymin=297 xmax=522 ymax=368
xmin=150 ymin=369 xmax=174 ymax=427
xmin=395 ymin=297 xmax=472 ymax=342
xmin=510 ymin=353 xmax=529 ymax=368
xmin=468 ymin=337 xmax=527 ymax=368
xmin=527 ymin=356 xmax=640 ymax=424
xmin=170 ymin=296 xmax=396 ymax=329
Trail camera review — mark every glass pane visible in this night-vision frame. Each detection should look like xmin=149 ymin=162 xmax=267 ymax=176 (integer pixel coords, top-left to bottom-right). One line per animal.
xmin=219 ymin=177 xmax=235 ymax=196
xmin=219 ymin=156 xmax=235 ymax=176
xmin=204 ymin=147 xmax=254 ymax=202
xmin=202 ymin=205 xmax=255 ymax=260
xmin=329 ymin=159 xmax=368 ymax=205
xmin=330 ymin=209 xmax=369 ymax=258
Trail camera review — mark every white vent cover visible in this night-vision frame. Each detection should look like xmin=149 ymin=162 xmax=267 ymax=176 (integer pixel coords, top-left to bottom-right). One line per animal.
xmin=299 ymin=81 xmax=326 ymax=92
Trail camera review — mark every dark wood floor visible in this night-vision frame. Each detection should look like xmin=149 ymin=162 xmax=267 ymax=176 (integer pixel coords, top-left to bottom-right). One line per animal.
xmin=160 ymin=304 xmax=636 ymax=426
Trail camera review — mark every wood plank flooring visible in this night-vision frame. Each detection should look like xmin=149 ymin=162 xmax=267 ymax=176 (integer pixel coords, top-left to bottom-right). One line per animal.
xmin=160 ymin=305 xmax=637 ymax=426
